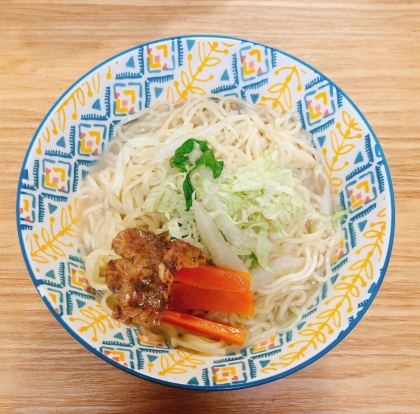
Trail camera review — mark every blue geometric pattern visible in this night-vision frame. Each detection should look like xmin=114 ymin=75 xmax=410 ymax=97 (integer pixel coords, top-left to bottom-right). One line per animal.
xmin=112 ymin=82 xmax=143 ymax=117
xmin=81 ymin=86 xmax=111 ymax=121
xmin=115 ymin=49 xmax=144 ymax=80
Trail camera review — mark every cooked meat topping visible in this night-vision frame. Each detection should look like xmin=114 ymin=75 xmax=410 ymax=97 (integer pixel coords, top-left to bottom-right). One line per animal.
xmin=105 ymin=259 xmax=132 ymax=293
xmin=112 ymin=228 xmax=170 ymax=261
xmin=163 ymin=239 xmax=207 ymax=274
xmin=105 ymin=228 xmax=206 ymax=327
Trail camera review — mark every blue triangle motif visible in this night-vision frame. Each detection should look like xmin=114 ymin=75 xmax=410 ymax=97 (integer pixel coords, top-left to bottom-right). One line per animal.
xmin=147 ymin=355 xmax=158 ymax=362
xmin=317 ymin=135 xmax=326 ymax=147
xmin=187 ymin=377 xmax=199 ymax=385
xmin=48 ymin=203 xmax=58 ymax=214
xmin=357 ymin=220 xmax=368 ymax=232
xmin=45 ymin=270 xmax=55 ymax=279
xmin=221 ymin=69 xmax=230 ymax=81
xmin=81 ymin=170 xmax=89 ymax=181
xmin=76 ymin=299 xmax=86 ymax=308
xmin=250 ymin=93 xmax=259 ymax=104
xmin=23 ymin=169 xmax=29 ymax=180
xmin=355 ymin=151 xmax=364 ymax=164
xmin=259 ymin=360 xmax=270 ymax=368
xmin=155 ymin=87 xmax=163 ymax=98
xmin=375 ymin=143 xmax=381 ymax=157
xmin=126 ymin=56 xmax=135 ymax=68
xmin=56 ymin=137 xmax=66 ymax=148
xmin=297 ymin=321 xmax=306 ymax=330
xmin=92 ymin=99 xmax=102 ymax=111
xmin=186 ymin=39 xmax=195 ymax=51
xmin=114 ymin=332 xmax=124 ymax=340
xmin=331 ymin=274 xmax=339 ymax=285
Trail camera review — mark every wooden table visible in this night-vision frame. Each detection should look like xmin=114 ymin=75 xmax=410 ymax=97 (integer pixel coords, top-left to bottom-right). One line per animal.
xmin=1 ymin=1 xmax=419 ymax=412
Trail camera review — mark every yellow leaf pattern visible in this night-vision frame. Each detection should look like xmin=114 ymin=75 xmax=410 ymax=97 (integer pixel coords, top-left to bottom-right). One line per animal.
xmin=259 ymin=66 xmax=304 ymax=112
xmin=322 ymin=110 xmax=363 ymax=194
xmin=168 ymin=41 xmax=233 ymax=102
xmin=69 ymin=304 xmax=120 ymax=342
xmin=158 ymin=350 xmax=206 ymax=376
xmin=27 ymin=198 xmax=79 ymax=264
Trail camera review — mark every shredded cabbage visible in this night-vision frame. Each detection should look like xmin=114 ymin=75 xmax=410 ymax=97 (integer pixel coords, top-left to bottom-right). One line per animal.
xmin=142 ymin=150 xmax=317 ymax=270
xmin=192 ymin=200 xmax=248 ymax=273
xmin=217 ymin=151 xmax=310 ymax=232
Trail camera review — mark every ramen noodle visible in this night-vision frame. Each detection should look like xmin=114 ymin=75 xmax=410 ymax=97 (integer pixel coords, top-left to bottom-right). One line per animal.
xmin=78 ymin=95 xmax=342 ymax=356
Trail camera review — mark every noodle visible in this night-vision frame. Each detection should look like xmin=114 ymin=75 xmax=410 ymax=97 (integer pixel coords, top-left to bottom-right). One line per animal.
xmin=79 ymin=94 xmax=341 ymax=355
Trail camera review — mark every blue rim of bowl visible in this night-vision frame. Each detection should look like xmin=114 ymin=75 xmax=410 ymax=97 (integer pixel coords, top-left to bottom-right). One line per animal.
xmin=16 ymin=34 xmax=395 ymax=391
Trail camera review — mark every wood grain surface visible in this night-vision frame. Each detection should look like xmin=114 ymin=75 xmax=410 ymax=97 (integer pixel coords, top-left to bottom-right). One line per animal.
xmin=1 ymin=1 xmax=419 ymax=412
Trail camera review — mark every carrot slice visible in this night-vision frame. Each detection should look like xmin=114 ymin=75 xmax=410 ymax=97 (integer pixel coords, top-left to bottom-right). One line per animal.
xmin=169 ymin=282 xmax=254 ymax=316
xmin=174 ymin=265 xmax=251 ymax=292
xmin=162 ymin=311 xmax=247 ymax=345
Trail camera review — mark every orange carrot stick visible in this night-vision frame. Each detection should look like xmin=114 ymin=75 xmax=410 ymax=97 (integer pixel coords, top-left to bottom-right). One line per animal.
xmin=174 ymin=265 xmax=251 ymax=292
xmin=169 ymin=282 xmax=254 ymax=316
xmin=162 ymin=311 xmax=247 ymax=345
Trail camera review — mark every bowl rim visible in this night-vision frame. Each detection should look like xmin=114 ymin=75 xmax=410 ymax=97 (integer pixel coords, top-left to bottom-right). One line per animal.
xmin=16 ymin=34 xmax=396 ymax=390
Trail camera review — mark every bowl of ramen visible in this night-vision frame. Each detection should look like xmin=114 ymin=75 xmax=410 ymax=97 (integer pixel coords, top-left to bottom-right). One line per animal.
xmin=17 ymin=35 xmax=394 ymax=390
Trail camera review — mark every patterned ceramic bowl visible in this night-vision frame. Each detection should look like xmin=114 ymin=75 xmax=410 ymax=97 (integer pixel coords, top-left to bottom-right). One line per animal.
xmin=17 ymin=35 xmax=395 ymax=390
